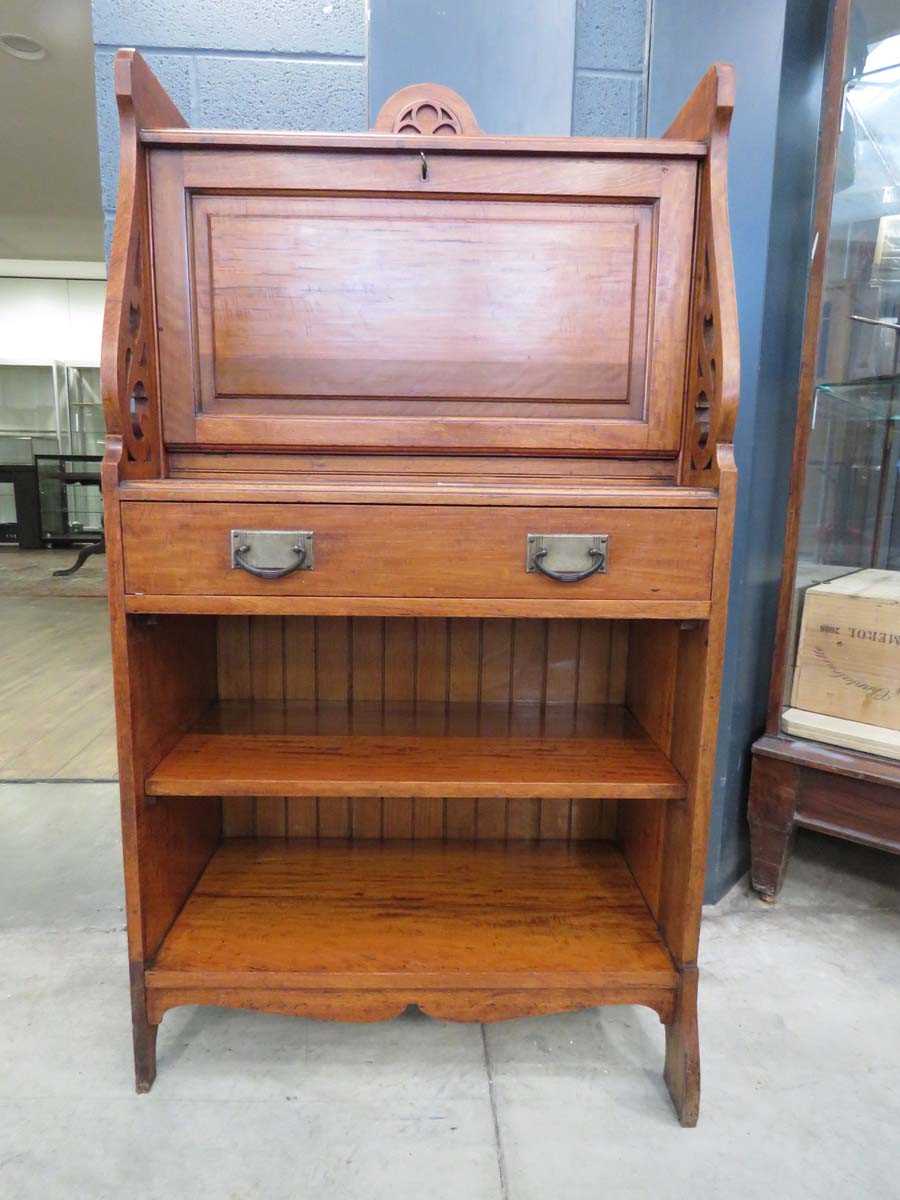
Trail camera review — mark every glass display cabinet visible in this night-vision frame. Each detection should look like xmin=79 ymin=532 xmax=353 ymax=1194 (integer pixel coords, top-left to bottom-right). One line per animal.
xmin=52 ymin=364 xmax=105 ymax=457
xmin=0 ymin=363 xmax=104 ymax=547
xmin=798 ymin=379 xmax=898 ymax=571
xmin=35 ymin=453 xmax=103 ymax=546
xmin=749 ymin=0 xmax=900 ymax=897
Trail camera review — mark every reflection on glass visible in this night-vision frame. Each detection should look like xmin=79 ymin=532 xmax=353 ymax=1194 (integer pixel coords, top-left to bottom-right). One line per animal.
xmin=798 ymin=379 xmax=899 ymax=570
xmin=784 ymin=2 xmax=900 ymax=730
xmin=35 ymin=454 xmax=103 ymax=544
xmin=0 ymin=480 xmax=15 ymax=538
xmin=56 ymin=365 xmax=105 ymax=457
xmin=0 ymin=364 xmax=105 ymax=544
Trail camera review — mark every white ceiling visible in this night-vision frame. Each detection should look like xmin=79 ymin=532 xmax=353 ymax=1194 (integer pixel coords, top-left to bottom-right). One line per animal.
xmin=0 ymin=0 xmax=103 ymax=261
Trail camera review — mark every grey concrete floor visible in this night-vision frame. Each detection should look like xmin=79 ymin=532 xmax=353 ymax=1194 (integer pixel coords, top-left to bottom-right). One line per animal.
xmin=1 ymin=781 xmax=899 ymax=1200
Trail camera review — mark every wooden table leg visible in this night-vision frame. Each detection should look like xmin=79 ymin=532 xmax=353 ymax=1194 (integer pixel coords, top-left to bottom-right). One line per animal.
xmin=748 ymin=753 xmax=799 ymax=901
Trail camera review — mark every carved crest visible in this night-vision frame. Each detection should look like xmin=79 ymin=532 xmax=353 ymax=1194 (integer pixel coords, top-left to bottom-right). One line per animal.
xmin=373 ymin=84 xmax=481 ymax=135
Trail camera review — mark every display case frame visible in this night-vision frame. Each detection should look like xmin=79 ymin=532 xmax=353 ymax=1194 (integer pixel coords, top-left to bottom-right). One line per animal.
xmin=749 ymin=0 xmax=900 ymax=898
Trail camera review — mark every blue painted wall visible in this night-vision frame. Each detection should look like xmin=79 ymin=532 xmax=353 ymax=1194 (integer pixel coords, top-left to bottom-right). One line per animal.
xmin=369 ymin=0 xmax=651 ymax=137
xmin=92 ymin=0 xmax=652 ymax=239
xmin=648 ymin=0 xmax=828 ymax=898
xmin=369 ymin=0 xmax=576 ymax=136
xmin=91 ymin=0 xmax=368 ymax=252
xmin=572 ymin=0 xmax=650 ymax=135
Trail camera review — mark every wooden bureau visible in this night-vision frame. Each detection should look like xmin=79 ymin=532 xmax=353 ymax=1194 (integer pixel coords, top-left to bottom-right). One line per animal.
xmin=102 ymin=52 xmax=739 ymax=1125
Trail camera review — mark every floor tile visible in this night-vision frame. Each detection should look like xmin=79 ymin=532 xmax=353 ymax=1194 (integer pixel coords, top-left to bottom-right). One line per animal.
xmin=2 ymin=782 xmax=899 ymax=1199
xmin=0 ymin=782 xmax=122 ymax=931
xmin=0 ymin=1095 xmax=502 ymax=1200
xmin=487 ymin=840 xmax=900 ymax=1200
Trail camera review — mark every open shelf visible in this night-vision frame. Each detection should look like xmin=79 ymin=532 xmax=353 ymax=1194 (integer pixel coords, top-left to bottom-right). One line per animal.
xmin=146 ymin=700 xmax=686 ymax=801
xmin=146 ymin=838 xmax=677 ymax=994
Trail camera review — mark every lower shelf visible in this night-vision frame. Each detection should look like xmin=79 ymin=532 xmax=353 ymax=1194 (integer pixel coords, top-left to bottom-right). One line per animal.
xmin=145 ymin=838 xmax=677 ymax=1023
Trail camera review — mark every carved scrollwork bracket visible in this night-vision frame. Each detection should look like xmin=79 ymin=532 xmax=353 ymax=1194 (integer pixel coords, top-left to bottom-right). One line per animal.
xmin=101 ymin=51 xmax=187 ymax=481
xmin=665 ymin=64 xmax=740 ymax=487
xmin=115 ymin=220 xmax=160 ymax=473
xmin=686 ymin=237 xmax=720 ymax=475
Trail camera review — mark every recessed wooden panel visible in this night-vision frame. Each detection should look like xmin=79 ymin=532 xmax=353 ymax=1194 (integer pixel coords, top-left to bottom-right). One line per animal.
xmin=194 ymin=196 xmax=649 ymax=409
xmin=149 ymin=147 xmax=697 ymax=452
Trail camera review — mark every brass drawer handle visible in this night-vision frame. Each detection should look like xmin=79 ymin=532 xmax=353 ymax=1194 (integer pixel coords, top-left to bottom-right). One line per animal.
xmin=230 ymin=529 xmax=314 ymax=578
xmin=233 ymin=541 xmax=307 ymax=579
xmin=525 ymin=533 xmax=608 ymax=583
xmin=532 ymin=546 xmax=605 ymax=583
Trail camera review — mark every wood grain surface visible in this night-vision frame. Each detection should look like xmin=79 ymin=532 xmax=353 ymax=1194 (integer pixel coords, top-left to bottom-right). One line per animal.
xmin=146 ymin=838 xmax=677 ymax=993
xmin=146 ymin=699 xmax=685 ymax=800
xmin=194 ymin=195 xmax=651 ymax=410
xmin=121 ymin=502 xmax=716 ymax=602
xmin=150 ymin=146 xmax=695 ymax=454
xmin=213 ymin=615 xmax=631 ymax=839
xmin=100 ymin=54 xmax=742 ymax=1120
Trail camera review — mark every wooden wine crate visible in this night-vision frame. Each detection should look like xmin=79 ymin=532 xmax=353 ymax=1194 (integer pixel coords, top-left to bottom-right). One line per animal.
xmin=781 ymin=708 xmax=900 ymax=761
xmin=791 ymin=569 xmax=900 ymax=731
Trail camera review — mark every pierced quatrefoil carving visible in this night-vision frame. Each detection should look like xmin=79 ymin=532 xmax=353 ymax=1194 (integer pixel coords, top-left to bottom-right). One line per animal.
xmin=395 ymin=102 xmax=462 ymax=136
xmin=373 ymin=84 xmax=481 ymax=136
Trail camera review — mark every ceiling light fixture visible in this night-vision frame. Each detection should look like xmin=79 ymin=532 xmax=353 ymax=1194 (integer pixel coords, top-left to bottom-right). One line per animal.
xmin=0 ymin=33 xmax=47 ymax=61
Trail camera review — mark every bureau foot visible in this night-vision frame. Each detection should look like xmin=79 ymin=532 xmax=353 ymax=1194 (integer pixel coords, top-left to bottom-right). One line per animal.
xmin=132 ymin=1010 xmax=159 ymax=1094
xmin=664 ymin=965 xmax=700 ymax=1127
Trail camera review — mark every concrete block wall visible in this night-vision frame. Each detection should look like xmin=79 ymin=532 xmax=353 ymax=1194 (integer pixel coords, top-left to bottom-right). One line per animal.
xmin=91 ymin=0 xmax=368 ymax=252
xmin=572 ymin=0 xmax=650 ymax=135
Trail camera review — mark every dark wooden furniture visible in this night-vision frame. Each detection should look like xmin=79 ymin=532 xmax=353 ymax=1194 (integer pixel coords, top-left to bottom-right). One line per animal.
xmin=0 ymin=463 xmax=41 ymax=548
xmin=102 ymin=50 xmax=739 ymax=1124
xmin=34 ymin=453 xmax=103 ymax=545
xmin=748 ymin=0 xmax=900 ymax=898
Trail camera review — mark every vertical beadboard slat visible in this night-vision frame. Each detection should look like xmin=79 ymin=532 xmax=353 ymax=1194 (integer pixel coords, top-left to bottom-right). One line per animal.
xmin=284 ymin=617 xmax=318 ymax=836
xmin=316 ymin=617 xmax=352 ymax=837
xmin=507 ymin=619 xmax=546 ymax=839
xmin=251 ymin=617 xmax=286 ymax=836
xmin=572 ymin=620 xmax=613 ymax=839
xmin=609 ymin=621 xmax=629 ymax=704
xmin=599 ymin=619 xmax=631 ymax=837
xmin=540 ymin=619 xmax=579 ymax=839
xmin=350 ymin=618 xmax=385 ymax=838
xmin=382 ymin=618 xmax=416 ymax=837
xmin=217 ymin=616 xmax=255 ymax=836
xmin=413 ymin=618 xmax=447 ymax=838
xmin=444 ymin=619 xmax=480 ymax=839
xmin=477 ymin=619 xmax=512 ymax=839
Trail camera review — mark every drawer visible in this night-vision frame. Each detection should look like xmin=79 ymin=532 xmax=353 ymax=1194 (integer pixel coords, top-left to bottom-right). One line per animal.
xmin=121 ymin=502 xmax=716 ymax=602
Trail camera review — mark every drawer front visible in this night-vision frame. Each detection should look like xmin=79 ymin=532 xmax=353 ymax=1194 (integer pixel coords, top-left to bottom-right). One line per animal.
xmin=122 ymin=503 xmax=715 ymax=602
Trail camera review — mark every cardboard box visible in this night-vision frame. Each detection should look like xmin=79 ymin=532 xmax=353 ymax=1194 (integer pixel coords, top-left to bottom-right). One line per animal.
xmin=791 ymin=568 xmax=900 ymax=732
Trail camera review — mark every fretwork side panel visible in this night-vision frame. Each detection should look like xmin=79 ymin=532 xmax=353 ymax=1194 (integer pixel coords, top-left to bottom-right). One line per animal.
xmin=217 ymin=616 xmax=628 ymax=840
